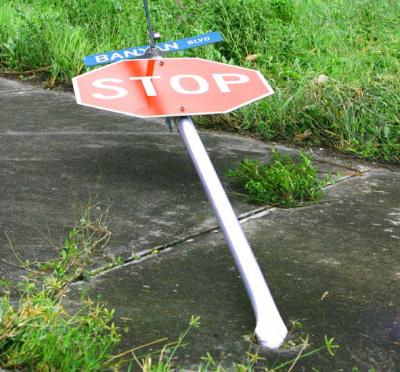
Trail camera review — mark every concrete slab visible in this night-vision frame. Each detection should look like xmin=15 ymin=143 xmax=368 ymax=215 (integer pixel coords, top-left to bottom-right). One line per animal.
xmin=67 ymin=168 xmax=400 ymax=371
xmin=3 ymin=77 xmax=393 ymax=369
xmin=0 ymin=78 xmax=39 ymax=94
xmin=0 ymin=78 xmax=351 ymax=282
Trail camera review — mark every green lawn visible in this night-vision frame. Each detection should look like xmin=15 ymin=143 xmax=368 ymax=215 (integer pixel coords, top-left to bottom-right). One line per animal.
xmin=1 ymin=0 xmax=399 ymax=162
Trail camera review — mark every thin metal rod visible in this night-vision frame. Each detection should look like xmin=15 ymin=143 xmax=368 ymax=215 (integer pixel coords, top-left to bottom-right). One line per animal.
xmin=143 ymin=0 xmax=155 ymax=49
xmin=178 ymin=116 xmax=287 ymax=349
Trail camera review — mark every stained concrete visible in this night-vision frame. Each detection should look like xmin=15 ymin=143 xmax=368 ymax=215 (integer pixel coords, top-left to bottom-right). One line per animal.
xmin=1 ymin=78 xmax=399 ymax=370
xmin=0 ymin=79 xmax=350 ymax=279
xmin=68 ymin=168 xmax=400 ymax=370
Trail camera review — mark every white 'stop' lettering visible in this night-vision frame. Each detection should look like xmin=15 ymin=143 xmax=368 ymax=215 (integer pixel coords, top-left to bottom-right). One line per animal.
xmin=91 ymin=79 xmax=128 ymax=99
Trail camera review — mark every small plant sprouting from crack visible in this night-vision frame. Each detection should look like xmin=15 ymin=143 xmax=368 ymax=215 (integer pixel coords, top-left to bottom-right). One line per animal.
xmin=196 ymin=326 xmax=338 ymax=371
xmin=5 ymin=203 xmax=113 ymax=294
xmin=119 ymin=315 xmax=202 ymax=371
xmin=227 ymin=150 xmax=332 ymax=206
xmin=39 ymin=207 xmax=112 ymax=293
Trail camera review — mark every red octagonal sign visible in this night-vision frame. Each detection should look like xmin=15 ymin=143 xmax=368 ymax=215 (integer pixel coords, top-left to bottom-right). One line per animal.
xmin=72 ymin=58 xmax=274 ymax=118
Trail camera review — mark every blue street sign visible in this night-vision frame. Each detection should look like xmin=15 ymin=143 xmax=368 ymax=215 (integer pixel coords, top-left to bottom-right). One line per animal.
xmin=83 ymin=31 xmax=223 ymax=67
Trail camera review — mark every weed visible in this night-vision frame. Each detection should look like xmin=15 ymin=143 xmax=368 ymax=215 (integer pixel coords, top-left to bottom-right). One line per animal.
xmin=30 ymin=204 xmax=111 ymax=294
xmin=227 ymin=151 xmax=331 ymax=206
xmin=0 ymin=289 xmax=120 ymax=370
xmin=115 ymin=315 xmax=338 ymax=371
xmin=196 ymin=333 xmax=339 ymax=371
xmin=0 ymin=205 xmax=119 ymax=370
xmin=126 ymin=316 xmax=201 ymax=371
xmin=270 ymin=335 xmax=339 ymax=371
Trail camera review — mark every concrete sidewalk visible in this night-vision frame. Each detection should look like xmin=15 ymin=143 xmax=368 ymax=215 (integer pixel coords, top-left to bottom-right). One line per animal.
xmin=0 ymin=78 xmax=399 ymax=370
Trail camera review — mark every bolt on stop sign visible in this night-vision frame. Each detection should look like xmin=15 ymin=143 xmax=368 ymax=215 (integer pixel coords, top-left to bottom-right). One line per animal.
xmin=73 ymin=58 xmax=274 ymax=118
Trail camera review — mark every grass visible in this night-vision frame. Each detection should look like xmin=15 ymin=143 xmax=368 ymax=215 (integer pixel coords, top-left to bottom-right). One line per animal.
xmin=0 ymin=206 xmax=120 ymax=370
xmin=0 ymin=291 xmax=119 ymax=370
xmin=0 ymin=0 xmax=399 ymax=163
xmin=227 ymin=150 xmax=331 ymax=206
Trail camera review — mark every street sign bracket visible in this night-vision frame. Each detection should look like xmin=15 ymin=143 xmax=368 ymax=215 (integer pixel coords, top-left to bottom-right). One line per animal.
xmin=143 ymin=0 xmax=156 ymax=50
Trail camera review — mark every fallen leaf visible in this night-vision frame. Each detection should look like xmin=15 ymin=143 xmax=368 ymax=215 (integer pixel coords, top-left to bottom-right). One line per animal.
xmin=294 ymin=129 xmax=312 ymax=142
xmin=355 ymin=87 xmax=363 ymax=98
xmin=314 ymin=74 xmax=329 ymax=85
xmin=320 ymin=291 xmax=329 ymax=301
xmin=245 ymin=54 xmax=260 ymax=61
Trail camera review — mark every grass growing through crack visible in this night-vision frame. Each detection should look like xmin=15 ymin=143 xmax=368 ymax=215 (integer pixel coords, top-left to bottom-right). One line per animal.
xmin=37 ymin=207 xmax=112 ymax=293
xmin=0 ymin=0 xmax=399 ymax=162
xmin=125 ymin=317 xmax=339 ymax=371
xmin=0 ymin=205 xmax=120 ymax=370
xmin=227 ymin=151 xmax=331 ymax=206
xmin=197 ymin=335 xmax=338 ymax=372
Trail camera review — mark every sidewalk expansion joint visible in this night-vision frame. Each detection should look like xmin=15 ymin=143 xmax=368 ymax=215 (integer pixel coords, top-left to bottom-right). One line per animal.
xmin=0 ymin=88 xmax=44 ymax=95
xmin=1 ymin=131 xmax=177 ymax=136
xmin=86 ymin=206 xmax=272 ymax=280
xmin=84 ymin=170 xmax=361 ymax=281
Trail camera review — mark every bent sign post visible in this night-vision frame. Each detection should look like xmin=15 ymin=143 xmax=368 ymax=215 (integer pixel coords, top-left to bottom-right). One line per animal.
xmin=177 ymin=116 xmax=288 ymax=349
xmin=73 ymin=56 xmax=288 ymax=349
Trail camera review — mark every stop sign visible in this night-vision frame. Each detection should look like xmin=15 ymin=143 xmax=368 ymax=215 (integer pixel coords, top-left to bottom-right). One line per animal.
xmin=72 ymin=58 xmax=273 ymax=118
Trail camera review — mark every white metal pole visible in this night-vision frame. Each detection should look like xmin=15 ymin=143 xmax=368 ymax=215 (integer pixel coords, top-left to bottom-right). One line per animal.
xmin=177 ymin=116 xmax=287 ymax=349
